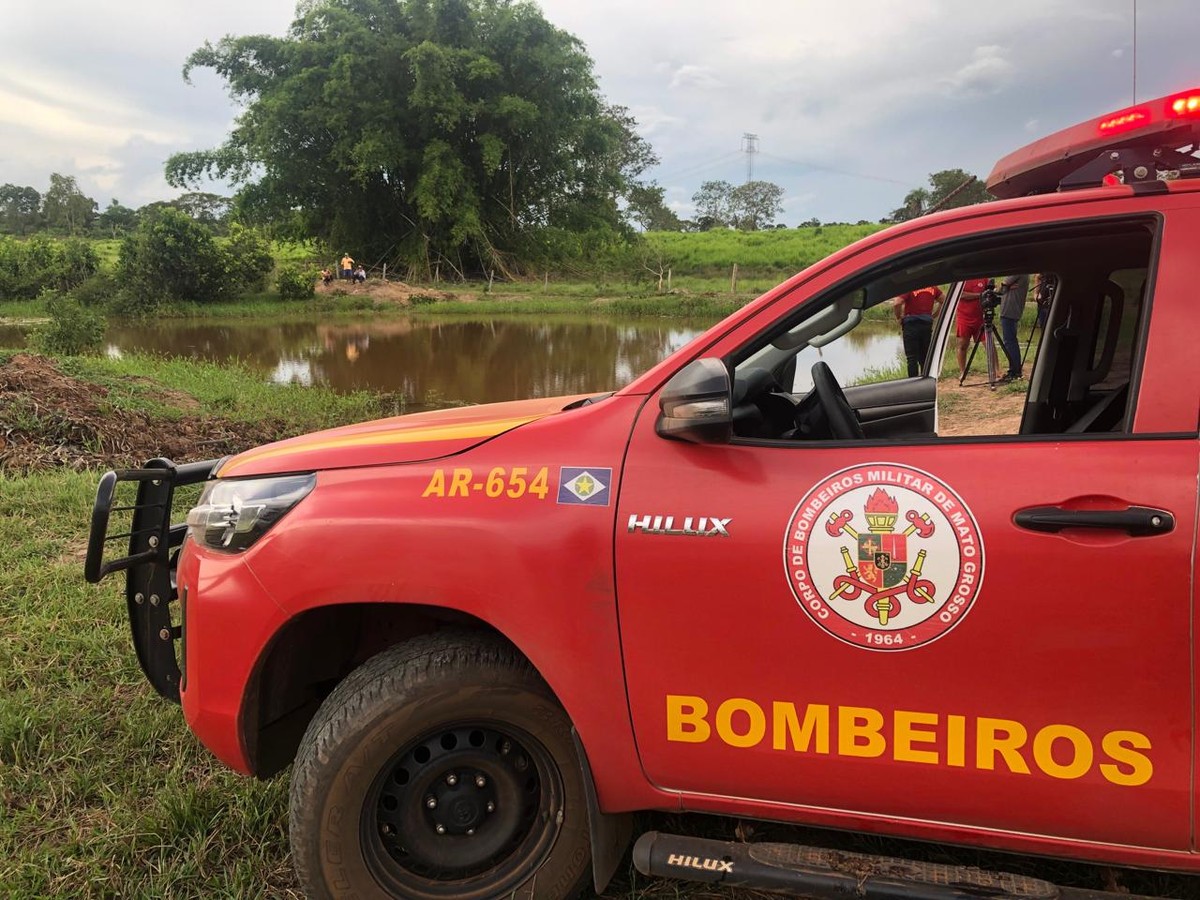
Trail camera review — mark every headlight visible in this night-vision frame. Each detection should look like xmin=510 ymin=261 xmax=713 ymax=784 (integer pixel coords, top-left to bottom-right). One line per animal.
xmin=185 ymin=474 xmax=316 ymax=553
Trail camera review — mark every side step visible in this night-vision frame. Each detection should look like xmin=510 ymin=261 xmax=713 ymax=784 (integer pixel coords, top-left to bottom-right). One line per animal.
xmin=633 ymin=832 xmax=1161 ymax=900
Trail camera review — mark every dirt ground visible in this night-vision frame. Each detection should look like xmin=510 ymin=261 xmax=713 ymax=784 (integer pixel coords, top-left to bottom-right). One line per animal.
xmin=0 ymin=354 xmax=293 ymax=473
xmin=315 ymin=277 xmax=456 ymax=304
xmin=935 ymin=376 xmax=1025 ymax=436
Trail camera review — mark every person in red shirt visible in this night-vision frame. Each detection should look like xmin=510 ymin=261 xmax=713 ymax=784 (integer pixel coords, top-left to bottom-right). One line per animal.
xmin=893 ymin=285 xmax=943 ymax=377
xmin=955 ymin=278 xmax=989 ymax=378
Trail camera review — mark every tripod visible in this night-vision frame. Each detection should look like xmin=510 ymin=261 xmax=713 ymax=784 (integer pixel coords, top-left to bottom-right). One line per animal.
xmin=1022 ymin=296 xmax=1053 ymax=366
xmin=959 ymin=302 xmax=1017 ymax=388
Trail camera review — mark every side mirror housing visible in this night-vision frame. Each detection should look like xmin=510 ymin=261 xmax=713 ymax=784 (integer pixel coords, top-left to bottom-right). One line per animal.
xmin=655 ymin=358 xmax=733 ymax=443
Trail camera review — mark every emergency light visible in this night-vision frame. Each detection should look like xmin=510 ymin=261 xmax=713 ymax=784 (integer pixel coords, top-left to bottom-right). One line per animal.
xmin=988 ymin=86 xmax=1200 ymax=199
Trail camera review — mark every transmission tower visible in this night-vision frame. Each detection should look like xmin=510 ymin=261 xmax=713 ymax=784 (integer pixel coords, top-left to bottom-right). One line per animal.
xmin=741 ymin=133 xmax=759 ymax=182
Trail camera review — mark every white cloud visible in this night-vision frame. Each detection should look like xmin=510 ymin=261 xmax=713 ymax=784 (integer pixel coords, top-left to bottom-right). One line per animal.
xmin=942 ymin=46 xmax=1015 ymax=97
xmin=630 ymin=105 xmax=685 ymax=135
xmin=668 ymin=65 xmax=723 ymax=92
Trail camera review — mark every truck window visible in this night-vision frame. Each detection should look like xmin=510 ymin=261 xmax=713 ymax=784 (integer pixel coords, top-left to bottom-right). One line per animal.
xmin=729 ymin=217 xmax=1155 ymax=441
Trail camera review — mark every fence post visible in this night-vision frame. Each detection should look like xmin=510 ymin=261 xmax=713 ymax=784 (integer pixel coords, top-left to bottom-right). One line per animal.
xmin=731 ymin=262 xmax=738 ymax=293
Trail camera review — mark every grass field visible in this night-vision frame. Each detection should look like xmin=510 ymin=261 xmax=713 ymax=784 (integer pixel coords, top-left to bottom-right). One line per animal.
xmin=644 ymin=223 xmax=883 ymax=274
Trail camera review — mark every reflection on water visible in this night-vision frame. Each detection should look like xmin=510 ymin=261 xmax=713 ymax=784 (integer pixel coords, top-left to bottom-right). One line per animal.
xmin=0 ymin=315 xmax=906 ymax=406
xmin=113 ymin=316 xmax=717 ymax=406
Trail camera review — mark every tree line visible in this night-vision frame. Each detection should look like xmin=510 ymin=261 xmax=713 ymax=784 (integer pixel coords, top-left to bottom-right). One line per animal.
xmin=0 ymin=176 xmax=234 ymax=239
xmin=5 ymin=0 xmax=994 ymax=285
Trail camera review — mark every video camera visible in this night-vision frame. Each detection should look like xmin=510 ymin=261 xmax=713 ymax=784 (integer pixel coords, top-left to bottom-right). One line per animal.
xmin=980 ymin=278 xmax=1002 ymax=314
xmin=1035 ymin=274 xmax=1057 ymax=306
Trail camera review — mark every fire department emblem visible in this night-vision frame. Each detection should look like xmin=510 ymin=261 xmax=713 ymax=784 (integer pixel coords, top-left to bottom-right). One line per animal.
xmin=783 ymin=464 xmax=984 ymax=651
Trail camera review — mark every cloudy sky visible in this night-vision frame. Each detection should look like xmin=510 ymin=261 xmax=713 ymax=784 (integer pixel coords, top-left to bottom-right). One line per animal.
xmin=3 ymin=0 xmax=1195 ymax=224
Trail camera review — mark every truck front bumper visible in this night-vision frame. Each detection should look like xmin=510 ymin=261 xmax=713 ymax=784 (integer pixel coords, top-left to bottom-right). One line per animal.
xmin=85 ymin=457 xmax=284 ymax=775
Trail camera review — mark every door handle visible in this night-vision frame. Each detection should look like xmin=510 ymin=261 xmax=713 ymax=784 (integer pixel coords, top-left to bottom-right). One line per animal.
xmin=1013 ymin=505 xmax=1174 ymax=537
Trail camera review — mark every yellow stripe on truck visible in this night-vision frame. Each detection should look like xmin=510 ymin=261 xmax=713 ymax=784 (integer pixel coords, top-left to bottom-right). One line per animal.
xmin=218 ymin=416 xmax=541 ymax=476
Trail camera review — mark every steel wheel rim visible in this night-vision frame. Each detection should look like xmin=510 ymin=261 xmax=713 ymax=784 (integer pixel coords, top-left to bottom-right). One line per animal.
xmin=360 ymin=720 xmax=564 ymax=897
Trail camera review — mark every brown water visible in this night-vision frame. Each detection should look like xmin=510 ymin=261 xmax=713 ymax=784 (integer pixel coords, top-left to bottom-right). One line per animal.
xmin=0 ymin=314 xmax=904 ymax=404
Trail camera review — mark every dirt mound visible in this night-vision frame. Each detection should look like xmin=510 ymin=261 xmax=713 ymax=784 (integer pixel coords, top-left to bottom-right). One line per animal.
xmin=0 ymin=354 xmax=292 ymax=473
xmin=316 ymin=278 xmax=455 ymax=305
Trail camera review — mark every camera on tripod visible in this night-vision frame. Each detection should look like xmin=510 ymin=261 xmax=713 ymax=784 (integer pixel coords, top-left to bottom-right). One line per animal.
xmin=980 ymin=279 xmax=1002 ymax=314
xmin=1035 ymin=273 xmax=1057 ymax=306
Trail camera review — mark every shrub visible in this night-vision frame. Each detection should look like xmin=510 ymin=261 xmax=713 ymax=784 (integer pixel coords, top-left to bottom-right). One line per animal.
xmin=54 ymin=238 xmax=100 ymax=290
xmin=0 ymin=235 xmax=99 ymax=300
xmin=70 ymin=272 xmax=120 ymax=307
xmin=223 ymin=223 xmax=276 ymax=292
xmin=28 ymin=291 xmax=106 ymax=355
xmin=277 ymin=264 xmax=316 ymax=301
xmin=117 ymin=208 xmax=232 ymax=305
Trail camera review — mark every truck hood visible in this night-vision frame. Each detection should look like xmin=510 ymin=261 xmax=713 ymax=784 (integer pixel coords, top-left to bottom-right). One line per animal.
xmin=216 ymin=394 xmax=592 ymax=478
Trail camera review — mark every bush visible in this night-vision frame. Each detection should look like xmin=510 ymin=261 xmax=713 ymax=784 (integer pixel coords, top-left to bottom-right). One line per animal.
xmin=277 ymin=264 xmax=316 ymax=301
xmin=0 ymin=235 xmax=99 ymax=300
xmin=117 ymin=208 xmax=233 ymax=305
xmin=54 ymin=238 xmax=100 ymax=290
xmin=70 ymin=272 xmax=119 ymax=307
xmin=223 ymin=223 xmax=276 ymax=292
xmin=28 ymin=291 xmax=106 ymax=355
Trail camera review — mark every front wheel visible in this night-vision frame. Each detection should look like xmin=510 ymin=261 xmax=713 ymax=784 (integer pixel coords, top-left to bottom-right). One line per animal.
xmin=289 ymin=632 xmax=592 ymax=900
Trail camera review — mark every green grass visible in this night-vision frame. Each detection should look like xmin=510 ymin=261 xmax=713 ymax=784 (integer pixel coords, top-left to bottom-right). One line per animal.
xmin=644 ymin=224 xmax=884 ymax=273
xmin=0 ymin=470 xmax=299 ymax=899
xmin=149 ymin=292 xmax=379 ymax=319
xmin=0 ymin=299 xmax=48 ymax=320
xmin=54 ymin=353 xmax=379 ymax=427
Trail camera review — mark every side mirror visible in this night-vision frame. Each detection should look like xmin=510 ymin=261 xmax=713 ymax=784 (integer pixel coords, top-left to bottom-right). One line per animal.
xmin=655 ymin=358 xmax=732 ymax=443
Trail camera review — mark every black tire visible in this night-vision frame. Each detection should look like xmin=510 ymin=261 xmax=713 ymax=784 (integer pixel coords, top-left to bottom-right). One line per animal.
xmin=289 ymin=631 xmax=592 ymax=900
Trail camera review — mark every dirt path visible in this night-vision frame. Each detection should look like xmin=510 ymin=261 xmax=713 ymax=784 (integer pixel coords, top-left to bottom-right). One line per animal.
xmin=936 ymin=377 xmax=1025 ymax=436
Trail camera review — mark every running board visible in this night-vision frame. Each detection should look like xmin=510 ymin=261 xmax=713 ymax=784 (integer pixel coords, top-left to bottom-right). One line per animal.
xmin=633 ymin=832 xmax=1160 ymax=900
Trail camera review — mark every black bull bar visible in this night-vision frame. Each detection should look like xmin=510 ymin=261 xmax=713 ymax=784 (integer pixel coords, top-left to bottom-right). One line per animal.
xmin=84 ymin=457 xmax=220 ymax=703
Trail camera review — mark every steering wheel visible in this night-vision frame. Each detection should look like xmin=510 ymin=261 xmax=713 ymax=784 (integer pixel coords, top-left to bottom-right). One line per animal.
xmin=810 ymin=362 xmax=864 ymax=440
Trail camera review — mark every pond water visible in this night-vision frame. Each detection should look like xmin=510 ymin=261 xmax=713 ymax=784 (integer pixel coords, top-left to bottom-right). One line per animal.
xmin=0 ymin=314 xmax=905 ymax=405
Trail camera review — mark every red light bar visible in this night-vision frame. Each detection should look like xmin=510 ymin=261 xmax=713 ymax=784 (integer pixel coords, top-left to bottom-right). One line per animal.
xmin=1098 ymin=109 xmax=1149 ymax=135
xmin=988 ymin=85 xmax=1200 ymax=198
xmin=1168 ymin=92 xmax=1200 ymax=116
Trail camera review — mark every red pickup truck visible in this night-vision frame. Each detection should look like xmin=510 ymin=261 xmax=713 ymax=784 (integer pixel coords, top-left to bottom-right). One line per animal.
xmin=87 ymin=88 xmax=1200 ymax=900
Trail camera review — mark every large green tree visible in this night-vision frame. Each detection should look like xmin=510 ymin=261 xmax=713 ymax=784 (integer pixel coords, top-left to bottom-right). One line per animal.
xmin=166 ymin=0 xmax=656 ymax=274
xmin=886 ymin=168 xmax=991 ymax=222
xmin=691 ymin=179 xmax=785 ymax=231
xmin=42 ymin=173 xmax=97 ymax=235
xmin=0 ymin=184 xmax=42 ymax=235
xmin=626 ymin=182 xmax=682 ymax=232
xmin=95 ymin=198 xmax=138 ymax=238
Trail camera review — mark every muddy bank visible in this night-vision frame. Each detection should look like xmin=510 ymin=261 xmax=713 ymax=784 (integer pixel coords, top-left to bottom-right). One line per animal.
xmin=0 ymin=354 xmax=297 ymax=473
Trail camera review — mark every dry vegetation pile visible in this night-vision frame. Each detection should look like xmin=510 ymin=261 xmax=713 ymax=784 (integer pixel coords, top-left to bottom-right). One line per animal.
xmin=0 ymin=354 xmax=290 ymax=473
xmin=315 ymin=278 xmax=454 ymax=304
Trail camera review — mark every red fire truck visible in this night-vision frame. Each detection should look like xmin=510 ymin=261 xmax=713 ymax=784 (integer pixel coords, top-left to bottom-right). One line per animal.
xmin=87 ymin=88 xmax=1200 ymax=900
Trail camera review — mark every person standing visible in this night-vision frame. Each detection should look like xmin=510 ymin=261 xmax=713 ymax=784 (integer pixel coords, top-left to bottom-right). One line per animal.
xmin=893 ymin=285 xmax=943 ymax=377
xmin=998 ymin=273 xmax=1030 ymax=381
xmin=954 ymin=278 xmax=988 ymax=379
xmin=340 ymin=253 xmax=355 ymax=281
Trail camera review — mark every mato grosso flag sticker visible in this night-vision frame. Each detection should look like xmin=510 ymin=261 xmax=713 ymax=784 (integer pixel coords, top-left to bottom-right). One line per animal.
xmin=784 ymin=464 xmax=984 ymax=651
